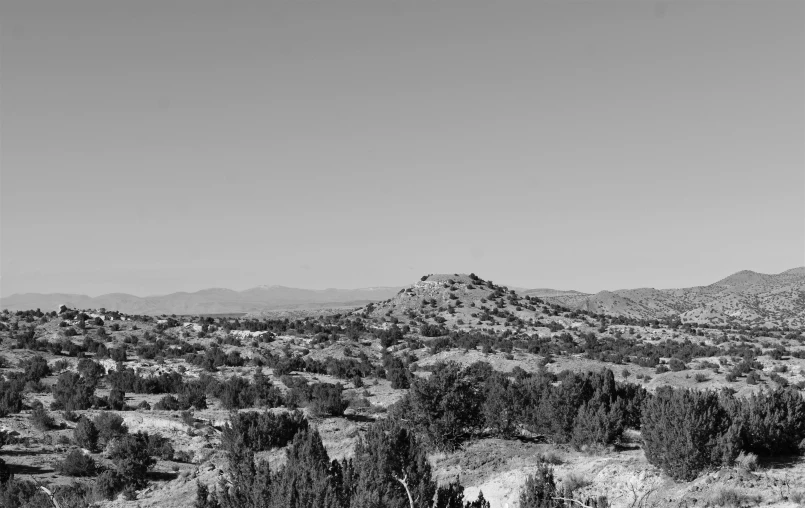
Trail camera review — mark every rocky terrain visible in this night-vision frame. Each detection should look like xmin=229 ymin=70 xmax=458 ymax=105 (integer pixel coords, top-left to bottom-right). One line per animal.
xmin=537 ymin=268 xmax=805 ymax=328
xmin=1 ymin=272 xmax=804 ymax=508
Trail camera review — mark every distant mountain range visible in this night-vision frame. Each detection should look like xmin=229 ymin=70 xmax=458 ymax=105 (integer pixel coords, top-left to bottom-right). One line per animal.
xmin=4 ymin=268 xmax=804 ymax=326
xmin=534 ymin=267 xmax=805 ymax=328
xmin=0 ymin=285 xmax=404 ymax=315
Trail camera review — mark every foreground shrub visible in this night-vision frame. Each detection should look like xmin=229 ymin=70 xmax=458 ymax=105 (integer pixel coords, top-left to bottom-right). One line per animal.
xmin=267 ymin=428 xmax=342 ymax=508
xmin=518 ymin=463 xmax=558 ymax=508
xmin=570 ymin=399 xmax=625 ymax=449
xmin=402 ymin=361 xmax=484 ymax=451
xmin=641 ymin=388 xmax=740 ymax=481
xmin=726 ymin=388 xmax=805 ymax=456
xmin=0 ymin=478 xmax=51 ymax=508
xmin=350 ymin=419 xmax=436 ymax=508
xmin=51 ymin=482 xmax=95 ymax=508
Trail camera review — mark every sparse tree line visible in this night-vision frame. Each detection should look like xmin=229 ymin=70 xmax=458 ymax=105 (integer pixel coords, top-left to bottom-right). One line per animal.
xmin=397 ymin=361 xmax=805 ymax=481
xmin=198 ymin=412 xmax=604 ymax=508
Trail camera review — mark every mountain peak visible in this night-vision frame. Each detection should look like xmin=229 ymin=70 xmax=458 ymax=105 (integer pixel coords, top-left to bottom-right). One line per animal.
xmin=713 ymin=270 xmax=770 ymax=287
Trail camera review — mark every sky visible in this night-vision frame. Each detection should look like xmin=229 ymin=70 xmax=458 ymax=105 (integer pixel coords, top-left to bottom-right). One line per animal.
xmin=1 ymin=0 xmax=803 ymax=298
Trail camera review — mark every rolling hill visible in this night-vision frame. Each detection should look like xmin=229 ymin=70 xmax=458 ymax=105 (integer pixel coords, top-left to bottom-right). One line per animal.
xmin=538 ymin=267 xmax=805 ymax=327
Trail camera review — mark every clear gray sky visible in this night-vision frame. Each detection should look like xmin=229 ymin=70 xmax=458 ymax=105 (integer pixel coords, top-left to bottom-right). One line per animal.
xmin=1 ymin=0 xmax=803 ymax=297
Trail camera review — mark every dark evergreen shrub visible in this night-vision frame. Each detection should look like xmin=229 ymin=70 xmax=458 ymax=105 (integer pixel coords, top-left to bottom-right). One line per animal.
xmin=93 ymin=411 xmax=128 ymax=446
xmin=351 ymin=419 xmax=436 ymax=508
xmin=55 ymin=449 xmax=97 ymax=477
xmin=570 ymin=399 xmax=625 ymax=449
xmin=641 ymin=388 xmax=740 ymax=481
xmin=93 ymin=470 xmax=124 ymax=500
xmin=221 ymin=409 xmax=308 ymax=453
xmin=108 ymin=388 xmax=126 ymax=410
xmin=518 ymin=463 xmax=557 ymax=508
xmin=309 ymin=383 xmax=349 ymax=417
xmin=402 ymin=361 xmax=484 ymax=451
xmin=726 ymin=388 xmax=805 ymax=456
xmin=74 ymin=416 xmax=99 ymax=451
xmin=109 ymin=432 xmax=156 ymax=489
xmin=51 ymin=372 xmax=95 ymax=411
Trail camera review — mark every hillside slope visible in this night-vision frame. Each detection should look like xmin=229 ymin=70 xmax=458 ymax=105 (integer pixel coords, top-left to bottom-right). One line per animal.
xmin=540 ymin=267 xmax=805 ymax=327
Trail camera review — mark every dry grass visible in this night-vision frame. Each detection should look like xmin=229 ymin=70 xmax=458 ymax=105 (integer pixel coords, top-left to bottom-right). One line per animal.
xmin=562 ymin=472 xmax=591 ymax=494
xmin=736 ymin=451 xmax=759 ymax=472
xmin=710 ymin=488 xmax=762 ymax=507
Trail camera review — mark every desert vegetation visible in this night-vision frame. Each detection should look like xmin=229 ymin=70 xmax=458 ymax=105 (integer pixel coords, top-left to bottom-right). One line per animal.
xmin=1 ymin=272 xmax=804 ymax=507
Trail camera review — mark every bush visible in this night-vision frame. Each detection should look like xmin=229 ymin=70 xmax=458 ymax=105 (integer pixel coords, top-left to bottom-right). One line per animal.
xmin=726 ymin=388 xmax=805 ymax=456
xmin=0 ymin=478 xmax=51 ymax=507
xmin=0 ymin=458 xmax=10 ymax=484
xmin=386 ymin=356 xmax=410 ymax=389
xmin=108 ymin=433 xmax=156 ymax=490
xmin=74 ymin=416 xmax=99 ymax=451
xmin=641 ymin=388 xmax=739 ymax=481
xmin=108 ymin=388 xmax=126 ymax=411
xmin=669 ymin=358 xmax=686 ymax=371
xmin=51 ymin=482 xmax=94 ymax=508
xmin=51 ymin=372 xmax=95 ymax=411
xmin=482 ymin=373 xmax=521 ymax=438
xmin=93 ymin=470 xmax=124 ymax=500
xmin=221 ymin=409 xmax=308 ymax=453
xmin=350 ymin=418 xmax=436 ymax=508
xmin=563 ymin=473 xmax=591 ymax=495
xmin=0 ymin=380 xmax=24 ymax=417
xmin=309 ymin=383 xmax=349 ymax=417
xmin=154 ymin=395 xmax=181 ymax=411
xmin=21 ymin=355 xmax=51 ymax=381
xmin=709 ymin=488 xmax=761 ymax=508
xmin=570 ymin=400 xmax=625 ymax=449
xmin=29 ymin=407 xmax=55 ymax=431
xmin=401 ymin=361 xmax=484 ymax=451
xmin=518 ymin=463 xmax=558 ymax=508
xmin=77 ymin=358 xmax=105 ymax=385
xmin=55 ymin=449 xmax=97 ymax=477
xmin=62 ymin=410 xmax=80 ymax=422
xmin=145 ymin=433 xmax=175 ymax=461
xmin=735 ymin=451 xmax=759 ymax=472
xmin=93 ymin=412 xmax=128 ymax=446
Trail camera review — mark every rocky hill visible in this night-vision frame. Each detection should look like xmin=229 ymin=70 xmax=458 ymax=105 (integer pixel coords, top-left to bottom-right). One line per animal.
xmin=539 ymin=267 xmax=805 ymax=328
xmin=361 ymin=273 xmax=594 ymax=337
